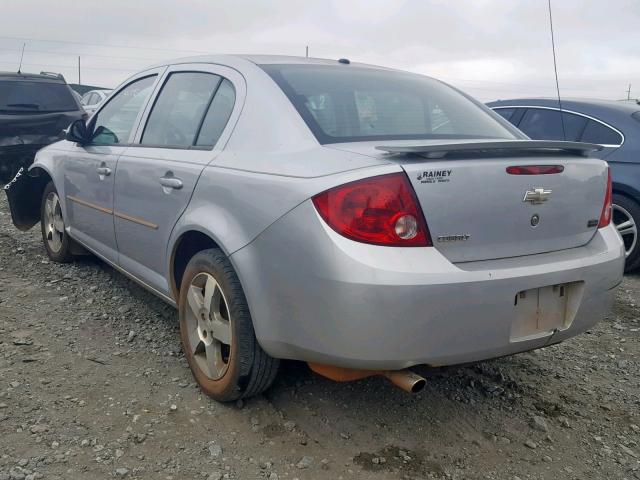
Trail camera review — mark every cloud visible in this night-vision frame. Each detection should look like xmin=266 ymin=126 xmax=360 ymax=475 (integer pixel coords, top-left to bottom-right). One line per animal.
xmin=0 ymin=0 xmax=637 ymax=100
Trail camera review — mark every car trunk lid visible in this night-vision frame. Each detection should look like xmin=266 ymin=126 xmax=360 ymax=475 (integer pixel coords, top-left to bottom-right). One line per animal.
xmin=328 ymin=140 xmax=608 ymax=262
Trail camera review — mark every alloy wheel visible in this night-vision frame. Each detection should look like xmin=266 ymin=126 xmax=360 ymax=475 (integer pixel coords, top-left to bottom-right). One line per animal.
xmin=185 ymin=272 xmax=233 ymax=380
xmin=44 ymin=192 xmax=65 ymax=253
xmin=613 ymin=203 xmax=637 ymax=258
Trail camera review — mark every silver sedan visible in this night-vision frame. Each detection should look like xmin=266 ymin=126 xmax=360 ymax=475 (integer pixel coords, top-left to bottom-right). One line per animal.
xmin=6 ymin=55 xmax=625 ymax=401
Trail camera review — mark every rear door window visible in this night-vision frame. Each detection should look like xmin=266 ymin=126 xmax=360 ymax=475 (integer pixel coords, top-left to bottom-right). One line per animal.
xmin=494 ymin=108 xmax=515 ymax=121
xmin=141 ymin=72 xmax=221 ymax=148
xmin=518 ymin=108 xmax=587 ymax=141
xmin=195 ymin=79 xmax=236 ymax=148
xmin=580 ymin=120 xmax=623 ymax=146
xmin=0 ymin=80 xmax=77 ymax=112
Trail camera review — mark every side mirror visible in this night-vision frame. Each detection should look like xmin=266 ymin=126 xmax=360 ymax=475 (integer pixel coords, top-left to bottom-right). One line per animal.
xmin=66 ymin=119 xmax=90 ymax=144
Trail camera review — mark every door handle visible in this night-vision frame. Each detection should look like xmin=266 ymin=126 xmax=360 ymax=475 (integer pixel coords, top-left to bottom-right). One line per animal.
xmin=96 ymin=166 xmax=111 ymax=178
xmin=159 ymin=177 xmax=183 ymax=190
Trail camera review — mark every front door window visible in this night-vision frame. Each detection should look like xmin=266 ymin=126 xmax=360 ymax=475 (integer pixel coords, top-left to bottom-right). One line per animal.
xmin=91 ymin=75 xmax=156 ymax=145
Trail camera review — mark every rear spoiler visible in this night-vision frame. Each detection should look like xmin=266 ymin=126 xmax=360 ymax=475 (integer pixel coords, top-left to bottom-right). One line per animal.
xmin=375 ymin=140 xmax=603 ymax=158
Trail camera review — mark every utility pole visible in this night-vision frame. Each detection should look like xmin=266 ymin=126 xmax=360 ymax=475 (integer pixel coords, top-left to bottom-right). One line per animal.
xmin=305 ymin=46 xmax=309 ymax=58
xmin=627 ymin=84 xmax=632 ymax=101
xmin=78 ymin=56 xmax=81 ymax=85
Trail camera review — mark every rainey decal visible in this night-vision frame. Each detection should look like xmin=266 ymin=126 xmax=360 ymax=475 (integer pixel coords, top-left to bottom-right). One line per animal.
xmin=416 ymin=169 xmax=452 ymax=184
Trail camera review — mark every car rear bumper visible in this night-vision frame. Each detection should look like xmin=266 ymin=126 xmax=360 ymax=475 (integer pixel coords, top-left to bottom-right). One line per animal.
xmin=231 ymin=200 xmax=625 ymax=370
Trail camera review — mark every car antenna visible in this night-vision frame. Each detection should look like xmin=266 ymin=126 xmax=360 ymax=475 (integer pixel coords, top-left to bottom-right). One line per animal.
xmin=17 ymin=42 xmax=26 ymax=74
xmin=547 ymin=0 xmax=566 ymax=141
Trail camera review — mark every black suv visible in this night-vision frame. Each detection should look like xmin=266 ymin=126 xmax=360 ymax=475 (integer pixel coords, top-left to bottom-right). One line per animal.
xmin=0 ymin=72 xmax=85 ymax=181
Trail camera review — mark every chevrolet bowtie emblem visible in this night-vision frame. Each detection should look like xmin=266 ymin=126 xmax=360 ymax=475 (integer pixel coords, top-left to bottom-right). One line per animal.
xmin=523 ymin=187 xmax=552 ymax=204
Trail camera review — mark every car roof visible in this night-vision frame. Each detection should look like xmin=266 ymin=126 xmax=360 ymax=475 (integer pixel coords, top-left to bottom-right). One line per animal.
xmin=0 ymin=71 xmax=66 ymax=83
xmin=146 ymin=54 xmax=394 ymax=71
xmin=239 ymin=54 xmax=381 ymax=67
xmin=488 ymin=97 xmax=639 ymax=115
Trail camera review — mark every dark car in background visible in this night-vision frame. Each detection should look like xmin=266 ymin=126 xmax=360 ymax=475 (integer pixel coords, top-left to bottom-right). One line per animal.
xmin=0 ymin=72 xmax=85 ymax=182
xmin=488 ymin=98 xmax=640 ymax=271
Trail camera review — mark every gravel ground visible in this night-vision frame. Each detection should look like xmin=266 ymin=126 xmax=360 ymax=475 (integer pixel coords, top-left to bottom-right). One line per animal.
xmin=0 ymin=191 xmax=639 ymax=480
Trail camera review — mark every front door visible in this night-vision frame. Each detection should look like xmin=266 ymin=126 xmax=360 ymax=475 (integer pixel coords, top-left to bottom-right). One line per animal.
xmin=113 ymin=66 xmax=239 ymax=296
xmin=63 ymin=73 xmax=160 ymax=262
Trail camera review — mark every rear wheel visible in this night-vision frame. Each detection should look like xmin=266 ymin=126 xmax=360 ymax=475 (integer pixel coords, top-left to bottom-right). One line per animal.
xmin=179 ymin=249 xmax=279 ymax=401
xmin=40 ymin=182 xmax=75 ymax=263
xmin=612 ymin=193 xmax=640 ymax=272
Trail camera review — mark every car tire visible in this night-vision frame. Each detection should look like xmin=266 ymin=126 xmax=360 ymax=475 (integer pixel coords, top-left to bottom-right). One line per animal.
xmin=612 ymin=193 xmax=640 ymax=272
xmin=179 ymin=248 xmax=279 ymax=401
xmin=40 ymin=182 xmax=75 ymax=263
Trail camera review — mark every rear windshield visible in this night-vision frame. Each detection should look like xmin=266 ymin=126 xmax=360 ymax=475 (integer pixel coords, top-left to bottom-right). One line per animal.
xmin=0 ymin=80 xmax=78 ymax=113
xmin=261 ymin=64 xmax=517 ymax=144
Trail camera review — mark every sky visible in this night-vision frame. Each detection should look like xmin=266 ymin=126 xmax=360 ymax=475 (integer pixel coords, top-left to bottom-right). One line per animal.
xmin=0 ymin=0 xmax=637 ymax=102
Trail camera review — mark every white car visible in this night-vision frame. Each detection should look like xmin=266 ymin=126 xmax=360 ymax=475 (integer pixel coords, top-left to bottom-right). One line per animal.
xmin=80 ymin=89 xmax=111 ymax=114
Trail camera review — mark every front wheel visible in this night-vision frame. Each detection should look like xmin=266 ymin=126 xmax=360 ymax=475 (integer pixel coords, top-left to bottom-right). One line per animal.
xmin=40 ymin=182 xmax=75 ymax=263
xmin=612 ymin=193 xmax=640 ymax=272
xmin=179 ymin=249 xmax=279 ymax=401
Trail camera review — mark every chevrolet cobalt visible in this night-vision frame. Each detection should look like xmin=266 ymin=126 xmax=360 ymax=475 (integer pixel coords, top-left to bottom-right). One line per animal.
xmin=5 ymin=55 xmax=625 ymax=400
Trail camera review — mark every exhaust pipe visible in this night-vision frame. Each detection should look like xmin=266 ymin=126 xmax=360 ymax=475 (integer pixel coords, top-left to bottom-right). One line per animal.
xmin=308 ymin=363 xmax=427 ymax=394
xmin=383 ymin=370 xmax=427 ymax=393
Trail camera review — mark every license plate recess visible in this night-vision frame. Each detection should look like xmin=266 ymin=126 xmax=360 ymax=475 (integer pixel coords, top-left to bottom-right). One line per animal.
xmin=511 ymin=281 xmax=584 ymax=341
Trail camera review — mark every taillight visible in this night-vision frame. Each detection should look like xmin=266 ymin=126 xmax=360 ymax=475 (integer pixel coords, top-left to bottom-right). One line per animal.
xmin=598 ymin=168 xmax=612 ymax=228
xmin=312 ymin=173 xmax=431 ymax=247
xmin=506 ymin=165 xmax=564 ymax=175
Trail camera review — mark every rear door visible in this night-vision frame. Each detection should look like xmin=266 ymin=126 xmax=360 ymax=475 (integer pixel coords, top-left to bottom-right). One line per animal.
xmin=63 ymin=72 xmax=161 ymax=262
xmin=113 ymin=64 xmax=241 ymax=295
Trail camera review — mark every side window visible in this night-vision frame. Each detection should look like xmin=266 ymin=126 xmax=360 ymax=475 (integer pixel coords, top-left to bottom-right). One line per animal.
xmin=581 ymin=120 xmax=623 ymax=146
xmin=195 ymin=79 xmax=236 ymax=148
xmin=494 ymin=108 xmax=515 ymax=121
xmin=141 ymin=72 xmax=221 ymax=148
xmin=561 ymin=112 xmax=589 ymax=141
xmin=91 ymin=76 xmax=156 ymax=145
xmin=518 ymin=108 xmax=587 ymax=141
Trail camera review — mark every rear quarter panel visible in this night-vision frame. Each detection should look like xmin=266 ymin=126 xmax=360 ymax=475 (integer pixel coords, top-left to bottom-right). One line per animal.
xmin=167 ymin=162 xmax=399 ymax=259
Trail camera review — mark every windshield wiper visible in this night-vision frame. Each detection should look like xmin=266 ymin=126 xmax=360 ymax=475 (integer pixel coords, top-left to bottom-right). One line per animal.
xmin=5 ymin=103 xmax=40 ymax=110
